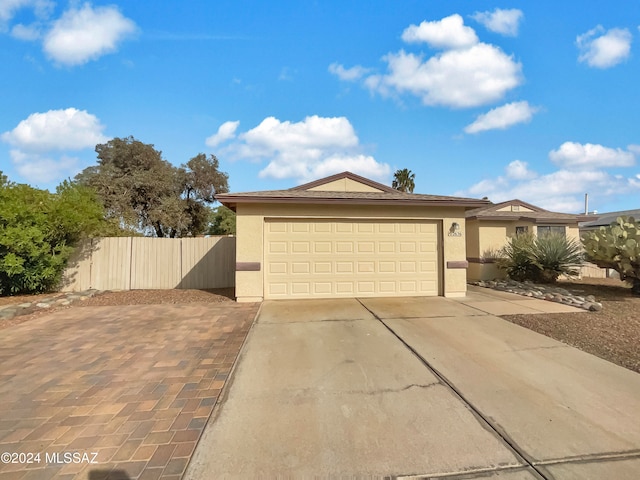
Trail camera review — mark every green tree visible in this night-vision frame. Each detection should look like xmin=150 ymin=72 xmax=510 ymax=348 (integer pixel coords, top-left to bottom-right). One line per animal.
xmin=0 ymin=178 xmax=110 ymax=295
xmin=76 ymin=137 xmax=229 ymax=237
xmin=582 ymin=216 xmax=640 ymax=295
xmin=392 ymin=168 xmax=415 ymax=193
xmin=178 ymin=153 xmax=230 ymax=236
xmin=208 ymin=206 xmax=236 ymax=235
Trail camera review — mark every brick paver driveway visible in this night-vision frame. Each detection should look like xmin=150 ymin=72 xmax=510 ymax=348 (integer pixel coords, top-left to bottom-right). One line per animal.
xmin=0 ymin=302 xmax=259 ymax=480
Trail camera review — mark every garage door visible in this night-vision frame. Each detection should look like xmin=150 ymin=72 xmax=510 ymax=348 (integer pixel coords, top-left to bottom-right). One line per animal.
xmin=264 ymin=219 xmax=440 ymax=299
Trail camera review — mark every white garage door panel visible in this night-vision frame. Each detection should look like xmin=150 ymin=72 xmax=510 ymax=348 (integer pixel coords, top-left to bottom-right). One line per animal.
xmin=264 ymin=219 xmax=440 ymax=299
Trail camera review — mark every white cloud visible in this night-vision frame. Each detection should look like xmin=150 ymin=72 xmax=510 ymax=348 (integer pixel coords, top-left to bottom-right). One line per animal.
xmin=328 ymin=63 xmax=371 ymax=81
xmin=259 ymin=153 xmax=390 ymax=182
xmin=461 ymin=167 xmax=626 ymax=212
xmin=457 ymin=141 xmax=640 ymax=212
xmin=205 ymin=121 xmax=240 ymax=148
xmin=10 ymin=22 xmax=41 ymax=40
xmin=9 ymin=149 xmax=79 ymax=184
xmin=43 ymin=3 xmax=137 ymax=66
xmin=366 ymin=44 xmax=522 ymax=108
xmin=505 ymin=160 xmax=537 ymax=180
xmin=471 ymin=9 xmax=523 ymax=37
xmin=627 ymin=144 xmax=640 ymax=154
xmin=401 ymin=14 xmax=478 ymax=49
xmin=549 ymin=142 xmax=635 ymax=168
xmin=214 ymin=115 xmax=391 ymax=183
xmin=240 ymin=115 xmax=358 ymax=154
xmin=2 ymin=108 xmax=108 ymax=152
xmin=577 ymin=26 xmax=632 ymax=68
xmin=0 ymin=0 xmax=53 ymax=27
xmin=333 ymin=14 xmax=523 ymax=109
xmin=464 ymin=101 xmax=538 ymax=133
xmin=2 ymin=108 xmax=108 ymax=185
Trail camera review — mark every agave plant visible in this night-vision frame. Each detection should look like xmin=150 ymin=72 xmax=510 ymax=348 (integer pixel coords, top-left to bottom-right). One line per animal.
xmin=497 ymin=232 xmax=584 ymax=283
xmin=530 ymin=233 xmax=584 ymax=283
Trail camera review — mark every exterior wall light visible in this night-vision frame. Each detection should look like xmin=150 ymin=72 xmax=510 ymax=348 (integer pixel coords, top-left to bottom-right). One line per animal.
xmin=448 ymin=222 xmax=462 ymax=237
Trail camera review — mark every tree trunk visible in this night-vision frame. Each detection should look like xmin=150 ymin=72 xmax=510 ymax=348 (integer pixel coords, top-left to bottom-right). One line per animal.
xmin=632 ymin=278 xmax=640 ymax=296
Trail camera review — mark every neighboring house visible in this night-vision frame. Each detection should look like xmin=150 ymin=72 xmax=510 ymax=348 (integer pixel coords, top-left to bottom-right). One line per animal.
xmin=579 ymin=208 xmax=640 ymax=233
xmin=215 ymin=171 xmax=489 ymax=302
xmin=465 ymin=199 xmax=586 ymax=281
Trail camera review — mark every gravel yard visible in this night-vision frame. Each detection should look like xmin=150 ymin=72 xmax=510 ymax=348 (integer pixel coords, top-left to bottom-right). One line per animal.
xmin=503 ymin=277 xmax=640 ymax=374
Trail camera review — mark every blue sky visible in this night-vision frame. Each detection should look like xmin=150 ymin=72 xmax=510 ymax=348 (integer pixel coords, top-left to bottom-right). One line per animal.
xmin=1 ymin=0 xmax=639 ymax=214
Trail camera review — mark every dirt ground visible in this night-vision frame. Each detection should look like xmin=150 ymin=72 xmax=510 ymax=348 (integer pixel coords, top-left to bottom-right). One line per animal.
xmin=504 ymin=277 xmax=640 ymax=374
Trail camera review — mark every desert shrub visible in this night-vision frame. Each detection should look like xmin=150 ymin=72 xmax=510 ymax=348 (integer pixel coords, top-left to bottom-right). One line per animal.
xmin=497 ymin=232 xmax=583 ymax=283
xmin=497 ymin=233 xmax=537 ymax=281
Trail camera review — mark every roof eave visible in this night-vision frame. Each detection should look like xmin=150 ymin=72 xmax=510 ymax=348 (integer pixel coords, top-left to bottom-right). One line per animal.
xmin=215 ymin=195 xmax=489 ymax=209
xmin=469 ymin=215 xmax=580 ymax=224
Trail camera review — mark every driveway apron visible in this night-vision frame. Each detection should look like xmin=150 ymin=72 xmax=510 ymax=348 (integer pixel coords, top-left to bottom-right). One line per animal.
xmin=187 ymin=295 xmax=640 ymax=479
xmin=186 ymin=298 xmax=527 ymax=478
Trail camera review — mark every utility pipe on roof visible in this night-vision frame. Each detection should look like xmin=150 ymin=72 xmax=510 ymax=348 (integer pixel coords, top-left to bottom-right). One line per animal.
xmin=584 ymin=193 xmax=589 ymax=215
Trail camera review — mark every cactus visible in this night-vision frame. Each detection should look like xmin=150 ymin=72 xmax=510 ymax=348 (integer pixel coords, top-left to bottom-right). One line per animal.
xmin=582 ymin=216 xmax=640 ymax=295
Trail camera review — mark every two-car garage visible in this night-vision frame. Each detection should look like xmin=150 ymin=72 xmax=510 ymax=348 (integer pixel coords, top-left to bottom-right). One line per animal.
xmin=264 ymin=219 xmax=440 ymax=299
xmin=215 ymin=171 xmax=489 ymax=302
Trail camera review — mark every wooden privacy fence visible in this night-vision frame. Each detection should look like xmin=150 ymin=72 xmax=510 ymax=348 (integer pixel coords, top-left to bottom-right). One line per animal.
xmin=61 ymin=236 xmax=236 ymax=291
xmin=579 ymin=262 xmax=617 ymax=279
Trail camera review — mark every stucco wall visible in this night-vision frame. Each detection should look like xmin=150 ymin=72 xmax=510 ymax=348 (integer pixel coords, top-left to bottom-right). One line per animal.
xmin=475 ymin=221 xmax=538 ymax=255
xmin=465 ymin=219 xmax=481 ymax=258
xmin=308 ymin=178 xmax=383 ymax=192
xmin=234 ymin=203 xmax=468 ymax=301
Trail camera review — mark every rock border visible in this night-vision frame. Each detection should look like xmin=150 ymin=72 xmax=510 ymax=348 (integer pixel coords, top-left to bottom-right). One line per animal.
xmin=0 ymin=290 xmax=107 ymax=321
xmin=471 ymin=279 xmax=603 ymax=312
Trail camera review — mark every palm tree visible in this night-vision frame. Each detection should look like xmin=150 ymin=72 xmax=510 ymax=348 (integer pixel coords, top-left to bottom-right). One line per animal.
xmin=392 ymin=168 xmax=415 ymax=193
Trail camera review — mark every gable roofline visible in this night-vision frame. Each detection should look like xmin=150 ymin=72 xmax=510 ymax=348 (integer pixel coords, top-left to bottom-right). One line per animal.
xmin=496 ymin=198 xmax=548 ymax=212
xmin=466 ymin=198 xmax=587 ymax=223
xmin=466 ymin=198 xmax=548 ymax=217
xmin=290 ymin=171 xmax=397 ymax=193
xmin=215 ymin=171 xmax=491 ymax=211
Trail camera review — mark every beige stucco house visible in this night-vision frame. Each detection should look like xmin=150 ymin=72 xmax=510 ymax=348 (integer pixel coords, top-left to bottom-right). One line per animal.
xmin=216 ymin=171 xmax=489 ymax=302
xmin=465 ymin=199 xmax=585 ymax=281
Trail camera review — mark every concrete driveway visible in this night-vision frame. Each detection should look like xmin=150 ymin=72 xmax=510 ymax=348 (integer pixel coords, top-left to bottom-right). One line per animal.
xmin=186 ymin=294 xmax=640 ymax=479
